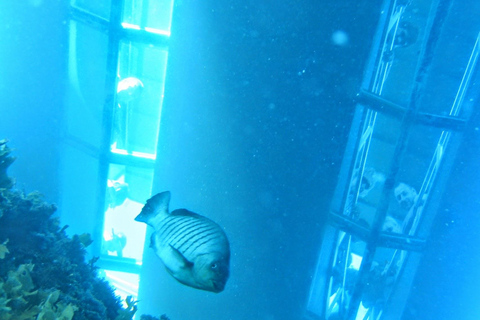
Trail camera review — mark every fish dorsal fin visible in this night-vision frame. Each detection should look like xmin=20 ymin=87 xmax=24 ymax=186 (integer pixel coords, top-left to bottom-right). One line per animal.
xmin=171 ymin=208 xmax=204 ymax=219
xmin=134 ymin=191 xmax=171 ymax=227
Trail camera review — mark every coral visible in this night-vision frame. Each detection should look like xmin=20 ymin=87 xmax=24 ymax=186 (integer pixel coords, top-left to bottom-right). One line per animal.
xmin=0 ymin=240 xmax=8 ymax=260
xmin=0 ymin=263 xmax=77 ymax=320
xmin=0 ymin=140 xmax=15 ymax=190
xmin=0 ymin=187 xmax=127 ymax=320
xmin=139 ymin=315 xmax=171 ymax=320
xmin=0 ymin=140 xmax=170 ymax=320
xmin=0 ymin=141 xmax=125 ymax=320
xmin=139 ymin=316 xmax=159 ymax=320
xmin=114 ymin=296 xmax=137 ymax=320
xmin=36 ymin=290 xmax=77 ymax=320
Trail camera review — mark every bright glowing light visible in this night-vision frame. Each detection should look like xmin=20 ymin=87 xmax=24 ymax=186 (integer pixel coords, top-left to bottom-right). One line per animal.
xmin=329 ymin=290 xmax=338 ymax=305
xmin=110 ymin=147 xmax=156 ymax=160
xmin=103 ymin=270 xmax=139 ymax=301
xmin=145 ymin=27 xmax=171 ymax=37
xmin=104 ymin=271 xmax=139 ymax=291
xmin=355 ymin=302 xmax=369 ymax=320
xmin=131 ymin=150 xmax=156 ymax=159
xmin=332 ymin=30 xmax=349 ymax=46
xmin=121 ymin=22 xmax=141 ymax=30
xmin=121 ymin=23 xmax=171 ymax=37
xmin=349 ymin=253 xmax=363 ymax=270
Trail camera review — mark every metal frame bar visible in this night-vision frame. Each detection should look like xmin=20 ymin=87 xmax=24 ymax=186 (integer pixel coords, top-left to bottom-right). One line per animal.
xmin=356 ymin=90 xmax=467 ymax=131
xmin=71 ymin=1 xmax=171 ymax=263
xmin=346 ymin=1 xmax=455 ymax=318
xmin=70 ymin=6 xmax=169 ymax=47
xmin=92 ymin=0 xmax=125 ymax=259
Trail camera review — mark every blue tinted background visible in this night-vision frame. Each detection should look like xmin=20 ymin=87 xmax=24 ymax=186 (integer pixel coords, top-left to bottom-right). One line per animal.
xmin=4 ymin=1 xmax=480 ymax=320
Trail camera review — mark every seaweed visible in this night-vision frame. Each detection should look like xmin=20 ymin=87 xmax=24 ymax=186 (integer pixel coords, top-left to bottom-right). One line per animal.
xmin=139 ymin=315 xmax=170 ymax=320
xmin=0 ymin=140 xmax=172 ymax=320
xmin=0 ymin=263 xmax=77 ymax=320
xmin=0 ymin=141 xmax=124 ymax=320
xmin=114 ymin=296 xmax=137 ymax=320
xmin=0 ymin=140 xmax=15 ymax=190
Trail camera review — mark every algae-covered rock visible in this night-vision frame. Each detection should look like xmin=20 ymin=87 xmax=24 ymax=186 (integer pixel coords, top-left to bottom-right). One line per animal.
xmin=0 ymin=263 xmax=41 ymax=320
xmin=0 ymin=140 xmax=126 ymax=320
xmin=114 ymin=296 xmax=137 ymax=320
xmin=0 ymin=240 xmax=8 ymax=260
xmin=0 ymin=140 xmax=172 ymax=320
xmin=0 ymin=269 xmax=79 ymax=320
xmin=0 ymin=140 xmax=15 ymax=190
xmin=36 ymin=289 xmax=77 ymax=320
xmin=0 ymin=188 xmax=124 ymax=320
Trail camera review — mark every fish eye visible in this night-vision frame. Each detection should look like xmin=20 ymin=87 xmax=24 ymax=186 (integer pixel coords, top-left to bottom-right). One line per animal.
xmin=211 ymin=263 xmax=217 ymax=269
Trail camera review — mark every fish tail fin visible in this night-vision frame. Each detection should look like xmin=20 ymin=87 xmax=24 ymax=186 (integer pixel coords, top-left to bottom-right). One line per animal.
xmin=135 ymin=191 xmax=171 ymax=227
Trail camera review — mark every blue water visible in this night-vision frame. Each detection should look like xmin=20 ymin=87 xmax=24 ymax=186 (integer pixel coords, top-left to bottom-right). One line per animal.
xmin=2 ymin=1 xmax=480 ymax=320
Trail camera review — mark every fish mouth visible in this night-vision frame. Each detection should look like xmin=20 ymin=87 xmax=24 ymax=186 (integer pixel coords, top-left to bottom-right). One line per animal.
xmin=212 ymin=280 xmax=226 ymax=293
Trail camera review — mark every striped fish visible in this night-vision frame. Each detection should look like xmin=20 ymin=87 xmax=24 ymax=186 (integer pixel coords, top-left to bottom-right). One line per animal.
xmin=135 ymin=191 xmax=230 ymax=293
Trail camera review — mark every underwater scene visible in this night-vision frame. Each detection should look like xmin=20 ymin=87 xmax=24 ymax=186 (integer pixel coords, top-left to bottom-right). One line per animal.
xmin=1 ymin=0 xmax=480 ymax=319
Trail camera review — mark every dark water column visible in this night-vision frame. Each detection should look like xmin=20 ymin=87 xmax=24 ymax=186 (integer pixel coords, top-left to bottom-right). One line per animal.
xmin=0 ymin=0 xmax=67 ymax=202
xmin=136 ymin=0 xmax=382 ymax=319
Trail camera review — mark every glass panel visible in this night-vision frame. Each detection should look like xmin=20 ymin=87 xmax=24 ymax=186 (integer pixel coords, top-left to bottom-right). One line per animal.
xmin=102 ymin=163 xmax=154 ymax=261
xmin=352 ymin=122 xmax=446 ymax=238
xmin=325 ymin=232 xmax=368 ymax=319
xmin=123 ymin=0 xmax=174 ymax=36
xmin=419 ymin=33 xmax=480 ymax=118
xmin=99 ymin=269 xmax=139 ymax=303
xmin=344 ymin=112 xmax=450 ymax=239
xmin=366 ymin=0 xmax=479 ymax=117
xmin=71 ymin=0 xmax=111 ymax=20
xmin=346 ymin=247 xmax=409 ymax=319
xmin=344 ymin=111 xmax=401 ymax=219
xmin=388 ymin=125 xmax=449 ymax=238
xmin=368 ymin=0 xmax=434 ymax=105
xmin=111 ymin=41 xmax=168 ymax=157
xmin=66 ymin=21 xmax=108 ymax=148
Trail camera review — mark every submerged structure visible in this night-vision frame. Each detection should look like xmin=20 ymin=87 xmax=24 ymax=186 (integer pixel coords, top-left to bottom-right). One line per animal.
xmin=4 ymin=0 xmax=480 ymax=318
xmin=305 ymin=0 xmax=480 ymax=319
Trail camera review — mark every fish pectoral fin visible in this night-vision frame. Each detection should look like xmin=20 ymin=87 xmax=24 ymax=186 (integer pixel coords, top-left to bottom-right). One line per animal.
xmin=161 ymin=246 xmax=197 ymax=288
xmin=149 ymin=233 xmax=156 ymax=248
xmin=165 ymin=245 xmax=193 ymax=271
